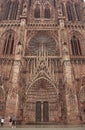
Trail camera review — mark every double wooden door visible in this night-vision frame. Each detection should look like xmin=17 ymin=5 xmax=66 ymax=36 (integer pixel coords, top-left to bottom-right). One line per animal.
xmin=36 ymin=101 xmax=49 ymax=122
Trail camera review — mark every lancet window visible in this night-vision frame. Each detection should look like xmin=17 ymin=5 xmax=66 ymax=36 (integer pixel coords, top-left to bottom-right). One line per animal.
xmin=66 ymin=1 xmax=75 ymax=21
xmin=34 ymin=5 xmax=40 ymax=18
xmin=61 ymin=3 xmax=65 ymax=16
xmin=75 ymin=3 xmax=81 ymax=21
xmin=3 ymin=32 xmax=14 ymax=55
xmin=71 ymin=36 xmax=82 ymax=56
xmin=3 ymin=0 xmax=19 ymax=20
xmin=3 ymin=0 xmax=11 ymax=20
xmin=9 ymin=0 xmax=19 ymax=20
xmin=44 ymin=7 xmax=50 ymax=18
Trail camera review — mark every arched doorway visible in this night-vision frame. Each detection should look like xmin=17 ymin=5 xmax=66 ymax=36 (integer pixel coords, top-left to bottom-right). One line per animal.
xmin=18 ymin=33 xmax=62 ymax=124
xmin=21 ymin=78 xmax=60 ymax=123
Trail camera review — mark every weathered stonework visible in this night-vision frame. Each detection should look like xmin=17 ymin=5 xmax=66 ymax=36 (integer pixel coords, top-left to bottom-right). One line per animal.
xmin=0 ymin=0 xmax=85 ymax=125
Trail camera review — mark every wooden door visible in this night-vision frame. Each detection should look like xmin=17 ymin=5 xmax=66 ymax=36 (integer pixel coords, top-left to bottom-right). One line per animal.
xmin=43 ymin=101 xmax=49 ymax=122
xmin=36 ymin=101 xmax=41 ymax=122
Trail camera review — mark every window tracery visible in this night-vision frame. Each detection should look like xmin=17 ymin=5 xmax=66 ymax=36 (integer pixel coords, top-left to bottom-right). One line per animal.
xmin=25 ymin=34 xmax=59 ymax=56
xmin=32 ymin=1 xmax=52 ymax=19
xmin=3 ymin=0 xmax=11 ymax=20
xmin=34 ymin=5 xmax=40 ymax=18
xmin=75 ymin=3 xmax=81 ymax=21
xmin=9 ymin=0 xmax=19 ymax=20
xmin=61 ymin=3 xmax=65 ymax=16
xmin=3 ymin=0 xmax=19 ymax=20
xmin=66 ymin=1 xmax=75 ymax=21
xmin=2 ymin=32 xmax=15 ymax=55
xmin=44 ymin=7 xmax=50 ymax=19
xmin=71 ymin=36 xmax=82 ymax=56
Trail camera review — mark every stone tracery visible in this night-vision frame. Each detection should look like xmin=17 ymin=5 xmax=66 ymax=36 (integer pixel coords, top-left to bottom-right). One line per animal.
xmin=0 ymin=0 xmax=85 ymax=125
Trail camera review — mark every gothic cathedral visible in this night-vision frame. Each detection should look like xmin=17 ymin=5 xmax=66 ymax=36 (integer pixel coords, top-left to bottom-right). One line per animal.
xmin=0 ymin=0 xmax=85 ymax=125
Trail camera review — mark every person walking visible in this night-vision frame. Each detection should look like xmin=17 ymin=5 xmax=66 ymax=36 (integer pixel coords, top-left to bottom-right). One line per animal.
xmin=9 ymin=116 xmax=12 ymax=127
xmin=10 ymin=115 xmax=16 ymax=128
xmin=0 ymin=117 xmax=5 ymax=127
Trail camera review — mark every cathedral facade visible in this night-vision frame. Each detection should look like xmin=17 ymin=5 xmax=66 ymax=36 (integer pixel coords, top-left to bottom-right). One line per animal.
xmin=0 ymin=0 xmax=85 ymax=124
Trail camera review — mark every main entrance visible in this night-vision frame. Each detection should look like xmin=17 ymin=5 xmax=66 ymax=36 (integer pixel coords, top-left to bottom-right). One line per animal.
xmin=36 ymin=101 xmax=49 ymax=122
xmin=18 ymin=33 xmax=66 ymax=124
xmin=19 ymin=78 xmax=60 ymax=123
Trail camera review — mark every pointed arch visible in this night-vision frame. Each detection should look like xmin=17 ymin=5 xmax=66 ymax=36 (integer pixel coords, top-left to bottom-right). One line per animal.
xmin=44 ymin=6 xmax=50 ymax=19
xmin=2 ymin=30 xmax=15 ymax=56
xmin=61 ymin=3 xmax=65 ymax=16
xmin=71 ymin=35 xmax=82 ymax=56
xmin=2 ymin=0 xmax=19 ymax=20
xmin=75 ymin=3 xmax=81 ymax=21
xmin=3 ymin=0 xmax=11 ymax=20
xmin=34 ymin=4 xmax=40 ymax=18
xmin=66 ymin=1 xmax=75 ymax=21
xmin=9 ymin=0 xmax=19 ymax=20
xmin=20 ymin=75 xmax=59 ymax=123
xmin=26 ymin=76 xmax=57 ymax=94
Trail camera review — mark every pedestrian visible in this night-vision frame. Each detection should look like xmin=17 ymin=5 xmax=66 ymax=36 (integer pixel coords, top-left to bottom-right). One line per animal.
xmin=0 ymin=117 xmax=4 ymax=127
xmin=12 ymin=119 xmax=16 ymax=128
xmin=11 ymin=115 xmax=16 ymax=128
xmin=9 ymin=116 xmax=12 ymax=127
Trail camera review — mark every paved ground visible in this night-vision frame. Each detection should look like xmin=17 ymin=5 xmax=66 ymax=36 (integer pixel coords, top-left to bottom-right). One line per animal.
xmin=0 ymin=128 xmax=85 ymax=130
xmin=0 ymin=125 xmax=85 ymax=130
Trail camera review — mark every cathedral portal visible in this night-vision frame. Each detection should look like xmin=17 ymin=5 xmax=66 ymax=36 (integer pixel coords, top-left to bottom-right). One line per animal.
xmin=18 ymin=76 xmax=62 ymax=123
xmin=0 ymin=0 xmax=85 ymax=125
